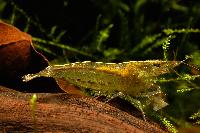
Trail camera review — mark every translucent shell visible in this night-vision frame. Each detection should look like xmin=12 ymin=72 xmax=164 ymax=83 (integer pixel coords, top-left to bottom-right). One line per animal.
xmin=23 ymin=60 xmax=182 ymax=111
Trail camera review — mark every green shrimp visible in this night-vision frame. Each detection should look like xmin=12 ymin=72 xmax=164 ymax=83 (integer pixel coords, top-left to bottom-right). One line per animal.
xmin=22 ymin=60 xmax=182 ymax=119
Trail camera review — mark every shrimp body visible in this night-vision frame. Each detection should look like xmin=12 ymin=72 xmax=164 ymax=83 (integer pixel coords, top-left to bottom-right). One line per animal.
xmin=23 ymin=60 xmax=181 ymax=111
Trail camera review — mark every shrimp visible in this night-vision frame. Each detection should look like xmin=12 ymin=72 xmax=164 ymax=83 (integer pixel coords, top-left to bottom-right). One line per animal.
xmin=22 ymin=60 xmax=183 ymax=120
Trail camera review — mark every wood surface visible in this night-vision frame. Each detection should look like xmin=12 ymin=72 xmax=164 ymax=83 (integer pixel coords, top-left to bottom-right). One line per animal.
xmin=0 ymin=86 xmax=166 ymax=133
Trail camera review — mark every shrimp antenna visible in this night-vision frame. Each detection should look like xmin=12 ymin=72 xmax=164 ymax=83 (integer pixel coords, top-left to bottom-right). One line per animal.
xmin=180 ymin=57 xmax=200 ymax=73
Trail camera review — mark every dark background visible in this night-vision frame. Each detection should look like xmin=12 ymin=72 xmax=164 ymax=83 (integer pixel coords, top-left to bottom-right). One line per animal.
xmin=1 ymin=0 xmax=200 ymax=63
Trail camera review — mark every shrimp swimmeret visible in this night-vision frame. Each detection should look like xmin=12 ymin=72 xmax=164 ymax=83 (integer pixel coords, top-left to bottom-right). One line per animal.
xmin=23 ymin=60 xmax=189 ymax=119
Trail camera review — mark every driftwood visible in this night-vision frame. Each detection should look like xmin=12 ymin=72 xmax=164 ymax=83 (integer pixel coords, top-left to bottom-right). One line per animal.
xmin=0 ymin=86 xmax=166 ymax=133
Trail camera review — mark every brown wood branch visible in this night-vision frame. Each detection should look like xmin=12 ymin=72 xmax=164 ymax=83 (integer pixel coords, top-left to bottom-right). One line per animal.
xmin=0 ymin=86 xmax=167 ymax=132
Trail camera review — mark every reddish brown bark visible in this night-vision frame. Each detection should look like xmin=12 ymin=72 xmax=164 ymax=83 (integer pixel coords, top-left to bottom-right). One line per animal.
xmin=0 ymin=86 xmax=166 ymax=133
